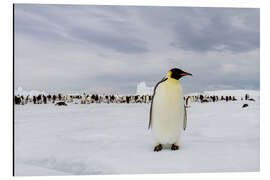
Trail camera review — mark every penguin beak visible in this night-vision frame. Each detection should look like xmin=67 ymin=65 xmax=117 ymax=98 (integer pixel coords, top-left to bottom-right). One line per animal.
xmin=180 ymin=72 xmax=192 ymax=76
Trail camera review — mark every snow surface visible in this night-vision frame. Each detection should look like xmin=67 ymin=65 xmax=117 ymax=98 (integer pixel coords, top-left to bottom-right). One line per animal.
xmin=14 ymin=90 xmax=260 ymax=176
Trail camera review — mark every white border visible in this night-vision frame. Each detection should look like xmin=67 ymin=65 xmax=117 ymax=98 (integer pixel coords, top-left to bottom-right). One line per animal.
xmin=7 ymin=0 xmax=262 ymax=8
xmin=1 ymin=0 xmax=269 ymax=180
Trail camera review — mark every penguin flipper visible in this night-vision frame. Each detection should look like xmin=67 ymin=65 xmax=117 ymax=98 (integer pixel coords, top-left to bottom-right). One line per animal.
xmin=183 ymin=105 xmax=187 ymax=130
xmin=148 ymin=77 xmax=168 ymax=130
xmin=148 ymin=101 xmax=153 ymax=129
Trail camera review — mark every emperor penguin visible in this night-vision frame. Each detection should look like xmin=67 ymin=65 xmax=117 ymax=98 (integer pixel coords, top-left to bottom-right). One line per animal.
xmin=149 ymin=68 xmax=192 ymax=151
xmin=81 ymin=93 xmax=86 ymax=104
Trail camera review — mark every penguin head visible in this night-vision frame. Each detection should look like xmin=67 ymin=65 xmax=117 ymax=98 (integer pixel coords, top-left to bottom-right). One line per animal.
xmin=167 ymin=68 xmax=192 ymax=80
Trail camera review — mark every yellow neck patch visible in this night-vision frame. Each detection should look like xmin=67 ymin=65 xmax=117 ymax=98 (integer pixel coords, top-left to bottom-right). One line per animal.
xmin=166 ymin=71 xmax=172 ymax=78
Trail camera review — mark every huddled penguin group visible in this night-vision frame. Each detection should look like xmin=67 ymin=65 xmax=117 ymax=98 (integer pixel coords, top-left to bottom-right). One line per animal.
xmin=149 ymin=68 xmax=192 ymax=152
xmin=14 ymin=93 xmax=153 ymax=105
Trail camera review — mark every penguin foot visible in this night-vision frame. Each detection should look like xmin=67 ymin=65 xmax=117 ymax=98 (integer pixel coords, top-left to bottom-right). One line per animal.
xmin=154 ymin=144 xmax=162 ymax=152
xmin=171 ymin=144 xmax=179 ymax=151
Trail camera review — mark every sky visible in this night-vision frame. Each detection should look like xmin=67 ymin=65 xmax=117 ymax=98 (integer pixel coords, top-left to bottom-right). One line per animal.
xmin=14 ymin=4 xmax=260 ymax=94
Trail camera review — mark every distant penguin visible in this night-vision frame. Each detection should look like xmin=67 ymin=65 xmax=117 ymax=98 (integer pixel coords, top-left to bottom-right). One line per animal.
xmin=33 ymin=96 xmax=37 ymax=104
xmin=245 ymin=94 xmax=249 ymax=100
xmin=14 ymin=96 xmax=21 ymax=105
xmin=185 ymin=96 xmax=191 ymax=108
xmin=126 ymin=96 xmax=130 ymax=104
xmin=199 ymin=95 xmax=204 ymax=102
xmin=20 ymin=96 xmax=25 ymax=105
xmin=47 ymin=94 xmax=51 ymax=101
xmin=52 ymin=95 xmax=56 ymax=103
xmin=149 ymin=68 xmax=192 ymax=151
xmin=37 ymin=95 xmax=42 ymax=104
xmin=26 ymin=95 xmax=30 ymax=104
xmin=81 ymin=93 xmax=86 ymax=104
xmin=43 ymin=95 xmax=47 ymax=104
xmin=55 ymin=101 xmax=67 ymax=106
xmin=87 ymin=95 xmax=91 ymax=104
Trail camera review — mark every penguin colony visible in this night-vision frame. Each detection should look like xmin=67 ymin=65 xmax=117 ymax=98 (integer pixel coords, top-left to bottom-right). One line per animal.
xmin=14 ymin=93 xmax=254 ymax=106
xmin=14 ymin=94 xmax=153 ymax=105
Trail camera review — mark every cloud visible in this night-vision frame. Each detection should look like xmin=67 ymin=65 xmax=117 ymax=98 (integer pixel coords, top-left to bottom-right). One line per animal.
xmin=14 ymin=4 xmax=260 ymax=94
xmin=69 ymin=27 xmax=148 ymax=54
xmin=134 ymin=7 xmax=260 ymax=53
xmin=15 ymin=4 xmax=148 ymax=54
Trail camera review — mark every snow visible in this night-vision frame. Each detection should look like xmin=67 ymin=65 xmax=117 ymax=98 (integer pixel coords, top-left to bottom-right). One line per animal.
xmin=14 ymin=90 xmax=260 ymax=176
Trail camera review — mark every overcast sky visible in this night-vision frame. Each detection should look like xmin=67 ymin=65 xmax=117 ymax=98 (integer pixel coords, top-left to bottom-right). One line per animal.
xmin=14 ymin=4 xmax=260 ymax=94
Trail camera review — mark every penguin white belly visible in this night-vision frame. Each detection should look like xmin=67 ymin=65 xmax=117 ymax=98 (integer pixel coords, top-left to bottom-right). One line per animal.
xmin=152 ymin=80 xmax=184 ymax=144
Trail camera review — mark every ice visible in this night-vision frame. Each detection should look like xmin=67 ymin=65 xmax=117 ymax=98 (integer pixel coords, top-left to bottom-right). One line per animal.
xmin=15 ymin=87 xmax=47 ymax=97
xmin=136 ymin=82 xmax=154 ymax=95
xmin=14 ymin=90 xmax=260 ymax=176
